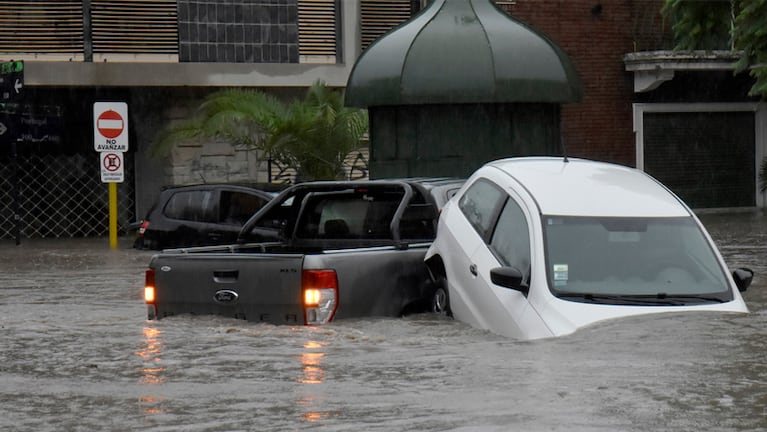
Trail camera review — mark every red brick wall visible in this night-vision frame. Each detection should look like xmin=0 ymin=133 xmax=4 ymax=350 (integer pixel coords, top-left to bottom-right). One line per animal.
xmin=503 ymin=0 xmax=666 ymax=166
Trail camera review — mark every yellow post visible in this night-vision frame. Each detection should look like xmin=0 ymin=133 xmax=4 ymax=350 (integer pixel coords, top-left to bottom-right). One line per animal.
xmin=109 ymin=182 xmax=118 ymax=249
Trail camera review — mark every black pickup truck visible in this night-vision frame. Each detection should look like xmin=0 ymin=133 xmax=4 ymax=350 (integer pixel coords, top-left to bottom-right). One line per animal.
xmin=144 ymin=178 xmax=463 ymax=325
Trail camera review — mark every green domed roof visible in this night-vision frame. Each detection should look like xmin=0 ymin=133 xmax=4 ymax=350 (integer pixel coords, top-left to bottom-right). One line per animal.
xmin=345 ymin=0 xmax=583 ymax=107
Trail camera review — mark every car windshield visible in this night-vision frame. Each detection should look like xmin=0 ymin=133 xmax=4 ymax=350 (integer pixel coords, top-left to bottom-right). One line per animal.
xmin=543 ymin=216 xmax=733 ymax=304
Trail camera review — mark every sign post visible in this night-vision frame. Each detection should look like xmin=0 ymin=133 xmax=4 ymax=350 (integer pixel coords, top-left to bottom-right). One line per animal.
xmin=93 ymin=102 xmax=128 ymax=250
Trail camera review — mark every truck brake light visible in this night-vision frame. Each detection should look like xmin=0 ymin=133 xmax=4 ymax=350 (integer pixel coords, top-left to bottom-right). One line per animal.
xmin=145 ymin=269 xmax=156 ymax=304
xmin=302 ymin=270 xmax=338 ymax=325
xmin=145 ymin=268 xmax=158 ymax=320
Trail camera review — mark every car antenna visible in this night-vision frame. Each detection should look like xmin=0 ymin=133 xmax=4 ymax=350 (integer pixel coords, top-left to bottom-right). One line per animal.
xmin=562 ymin=134 xmax=569 ymax=163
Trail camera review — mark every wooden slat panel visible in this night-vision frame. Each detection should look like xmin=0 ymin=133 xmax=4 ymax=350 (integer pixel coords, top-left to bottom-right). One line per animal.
xmin=298 ymin=0 xmax=336 ymax=59
xmin=360 ymin=0 xmax=412 ymax=50
xmin=91 ymin=0 xmax=178 ymax=54
xmin=0 ymin=1 xmax=83 ymax=54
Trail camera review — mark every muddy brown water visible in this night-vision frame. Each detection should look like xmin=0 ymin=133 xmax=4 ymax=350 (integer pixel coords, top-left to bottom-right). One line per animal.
xmin=1 ymin=210 xmax=765 ymax=431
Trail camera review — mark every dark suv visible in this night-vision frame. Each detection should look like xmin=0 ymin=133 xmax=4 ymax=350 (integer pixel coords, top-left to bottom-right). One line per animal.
xmin=134 ymin=184 xmax=278 ymax=250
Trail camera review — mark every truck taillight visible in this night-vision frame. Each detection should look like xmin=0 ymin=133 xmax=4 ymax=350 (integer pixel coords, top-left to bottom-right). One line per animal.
xmin=145 ymin=269 xmax=156 ymax=303
xmin=302 ymin=270 xmax=338 ymax=325
xmin=145 ymin=269 xmax=158 ymax=320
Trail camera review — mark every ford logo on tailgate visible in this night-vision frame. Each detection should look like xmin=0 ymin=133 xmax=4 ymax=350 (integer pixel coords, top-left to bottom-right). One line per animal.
xmin=213 ymin=290 xmax=239 ymax=304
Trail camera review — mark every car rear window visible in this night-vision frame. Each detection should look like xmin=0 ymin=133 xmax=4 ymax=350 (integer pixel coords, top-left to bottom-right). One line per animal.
xmin=295 ymin=189 xmax=404 ymax=239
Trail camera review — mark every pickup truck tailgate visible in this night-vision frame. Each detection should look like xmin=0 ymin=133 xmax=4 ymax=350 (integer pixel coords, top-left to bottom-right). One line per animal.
xmin=150 ymin=253 xmax=305 ymax=324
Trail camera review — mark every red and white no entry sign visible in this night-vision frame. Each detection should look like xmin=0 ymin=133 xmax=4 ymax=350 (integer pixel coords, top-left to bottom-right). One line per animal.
xmin=93 ymin=102 xmax=129 ymax=152
xmin=97 ymin=110 xmax=124 ymax=139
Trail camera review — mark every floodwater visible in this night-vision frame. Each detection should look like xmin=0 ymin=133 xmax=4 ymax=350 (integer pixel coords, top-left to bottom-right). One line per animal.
xmin=1 ymin=211 xmax=765 ymax=432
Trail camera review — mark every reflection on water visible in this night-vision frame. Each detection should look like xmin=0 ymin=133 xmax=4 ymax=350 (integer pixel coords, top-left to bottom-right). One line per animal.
xmin=135 ymin=326 xmax=167 ymax=416
xmin=297 ymin=396 xmax=333 ymax=423
xmin=297 ymin=340 xmax=334 ymax=423
xmin=298 ymin=340 xmax=326 ymax=385
xmin=136 ymin=326 xmax=166 ymax=385
xmin=137 ymin=395 xmax=166 ymax=416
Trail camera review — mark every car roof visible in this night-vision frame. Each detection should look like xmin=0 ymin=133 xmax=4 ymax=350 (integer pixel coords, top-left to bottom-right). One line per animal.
xmin=160 ymin=183 xmax=284 ymax=195
xmin=486 ymin=157 xmax=691 ymax=217
xmin=281 ymin=177 xmax=464 ymax=197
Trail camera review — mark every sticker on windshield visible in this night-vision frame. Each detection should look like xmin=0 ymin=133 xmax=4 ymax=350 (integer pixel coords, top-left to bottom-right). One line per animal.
xmin=547 ymin=217 xmax=564 ymax=226
xmin=553 ymin=264 xmax=568 ymax=286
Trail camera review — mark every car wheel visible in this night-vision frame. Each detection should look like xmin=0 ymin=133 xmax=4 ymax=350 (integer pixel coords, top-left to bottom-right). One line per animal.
xmin=431 ymin=278 xmax=452 ymax=317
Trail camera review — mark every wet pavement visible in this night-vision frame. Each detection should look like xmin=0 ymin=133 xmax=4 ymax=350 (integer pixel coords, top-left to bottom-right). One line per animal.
xmin=0 ymin=210 xmax=765 ymax=431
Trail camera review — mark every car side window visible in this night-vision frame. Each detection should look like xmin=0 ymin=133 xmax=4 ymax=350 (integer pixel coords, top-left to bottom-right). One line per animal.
xmin=163 ymin=190 xmax=215 ymax=222
xmin=458 ymin=179 xmax=505 ymax=240
xmin=490 ymin=198 xmax=531 ymax=281
xmin=220 ymin=191 xmax=268 ymax=225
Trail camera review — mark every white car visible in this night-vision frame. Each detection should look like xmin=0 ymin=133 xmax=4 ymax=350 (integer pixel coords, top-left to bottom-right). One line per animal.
xmin=425 ymin=157 xmax=753 ymax=340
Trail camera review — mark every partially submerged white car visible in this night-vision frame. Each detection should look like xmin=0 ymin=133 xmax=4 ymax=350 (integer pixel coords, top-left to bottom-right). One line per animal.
xmin=425 ymin=157 xmax=753 ymax=340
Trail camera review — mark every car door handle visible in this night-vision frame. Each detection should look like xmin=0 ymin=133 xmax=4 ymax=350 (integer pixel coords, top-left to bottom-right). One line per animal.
xmin=469 ymin=264 xmax=477 ymax=276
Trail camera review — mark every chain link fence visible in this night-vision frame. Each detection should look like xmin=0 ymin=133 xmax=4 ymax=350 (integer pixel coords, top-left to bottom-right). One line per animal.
xmin=0 ymin=152 xmax=135 ymax=240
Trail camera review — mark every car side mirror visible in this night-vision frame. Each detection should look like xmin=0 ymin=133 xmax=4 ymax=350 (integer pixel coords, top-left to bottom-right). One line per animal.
xmin=732 ymin=268 xmax=753 ymax=292
xmin=490 ymin=267 xmax=528 ymax=295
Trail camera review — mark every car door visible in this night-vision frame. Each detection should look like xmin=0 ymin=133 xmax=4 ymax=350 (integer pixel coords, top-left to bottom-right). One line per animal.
xmin=442 ymin=178 xmax=506 ymax=329
xmin=468 ymin=191 xmax=536 ymax=339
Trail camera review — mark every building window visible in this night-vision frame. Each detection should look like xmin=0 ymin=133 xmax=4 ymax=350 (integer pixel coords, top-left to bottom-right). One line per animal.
xmin=91 ymin=0 xmax=178 ymax=62
xmin=0 ymin=1 xmax=84 ymax=61
xmin=298 ymin=0 xmax=337 ymax=64
xmin=360 ymin=0 xmax=413 ymax=51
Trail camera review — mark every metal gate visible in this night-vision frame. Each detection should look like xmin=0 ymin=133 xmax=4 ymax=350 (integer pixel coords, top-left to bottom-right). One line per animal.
xmin=635 ymin=103 xmax=759 ymax=209
xmin=0 ymin=152 xmax=135 ymax=239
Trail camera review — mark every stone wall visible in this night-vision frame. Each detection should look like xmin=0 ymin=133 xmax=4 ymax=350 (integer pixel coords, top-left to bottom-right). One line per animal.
xmin=169 ymin=138 xmax=269 ymax=185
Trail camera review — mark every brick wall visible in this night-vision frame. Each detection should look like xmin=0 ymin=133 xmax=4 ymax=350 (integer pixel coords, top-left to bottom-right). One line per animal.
xmin=178 ymin=0 xmax=299 ymax=63
xmin=505 ymin=0 xmax=666 ymax=166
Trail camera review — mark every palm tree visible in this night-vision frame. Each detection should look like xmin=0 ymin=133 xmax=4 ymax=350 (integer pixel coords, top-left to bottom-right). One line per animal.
xmin=153 ymin=80 xmax=368 ymax=181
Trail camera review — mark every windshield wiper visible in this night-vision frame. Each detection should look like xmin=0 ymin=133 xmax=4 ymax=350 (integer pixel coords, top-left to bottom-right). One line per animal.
xmin=557 ymin=292 xmax=728 ymax=305
xmin=652 ymin=294 xmax=727 ymax=304
xmin=555 ymin=292 xmax=732 ymax=306
xmin=556 ymin=293 xmax=680 ymax=305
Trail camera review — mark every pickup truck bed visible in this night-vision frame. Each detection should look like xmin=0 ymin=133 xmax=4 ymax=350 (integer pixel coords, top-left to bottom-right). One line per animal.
xmin=144 ymin=179 xmax=463 ymax=325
